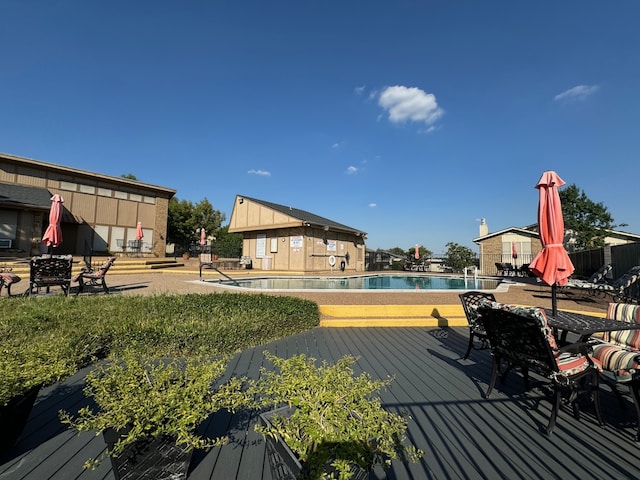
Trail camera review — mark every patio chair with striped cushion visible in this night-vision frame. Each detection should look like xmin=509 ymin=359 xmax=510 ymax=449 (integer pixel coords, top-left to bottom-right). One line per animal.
xmin=590 ymin=303 xmax=640 ymax=440
xmin=478 ymin=302 xmax=603 ymax=435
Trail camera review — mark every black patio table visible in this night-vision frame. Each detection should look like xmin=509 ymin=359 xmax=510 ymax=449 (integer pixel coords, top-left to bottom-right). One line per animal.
xmin=548 ymin=310 xmax=640 ymax=343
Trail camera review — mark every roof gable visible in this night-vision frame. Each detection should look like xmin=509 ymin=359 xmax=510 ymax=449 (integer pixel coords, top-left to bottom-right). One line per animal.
xmin=231 ymin=195 xmax=366 ymax=235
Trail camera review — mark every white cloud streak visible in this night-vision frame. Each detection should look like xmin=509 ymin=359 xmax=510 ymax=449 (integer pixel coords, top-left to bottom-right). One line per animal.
xmin=346 ymin=166 xmax=358 ymax=174
xmin=248 ymin=169 xmax=271 ymax=176
xmin=554 ymin=85 xmax=599 ymax=102
xmin=378 ymin=85 xmax=444 ymax=127
xmin=368 ymin=203 xmax=377 ymax=208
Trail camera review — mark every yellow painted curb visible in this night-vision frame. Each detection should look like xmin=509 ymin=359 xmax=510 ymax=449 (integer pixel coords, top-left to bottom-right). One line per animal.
xmin=319 ymin=304 xmax=467 ymax=328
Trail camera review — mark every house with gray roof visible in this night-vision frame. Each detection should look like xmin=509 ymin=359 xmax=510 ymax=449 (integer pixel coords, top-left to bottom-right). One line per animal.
xmin=228 ymin=195 xmax=367 ymax=272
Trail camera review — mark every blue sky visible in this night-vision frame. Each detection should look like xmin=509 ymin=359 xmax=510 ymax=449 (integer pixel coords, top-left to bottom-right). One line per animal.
xmin=2 ymin=1 xmax=639 ymax=254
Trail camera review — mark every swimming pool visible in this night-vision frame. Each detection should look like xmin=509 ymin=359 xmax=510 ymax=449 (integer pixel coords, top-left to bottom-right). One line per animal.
xmin=215 ymin=274 xmax=502 ymax=291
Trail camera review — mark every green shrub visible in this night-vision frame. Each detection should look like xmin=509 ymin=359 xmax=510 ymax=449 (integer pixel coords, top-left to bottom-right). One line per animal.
xmin=0 ymin=293 xmax=319 ymax=404
xmin=248 ymin=352 xmax=424 ymax=479
xmin=59 ymin=353 xmax=247 ymax=468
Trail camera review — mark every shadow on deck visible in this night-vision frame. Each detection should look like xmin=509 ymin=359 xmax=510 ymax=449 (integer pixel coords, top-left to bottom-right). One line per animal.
xmin=2 ymin=326 xmax=639 ymax=480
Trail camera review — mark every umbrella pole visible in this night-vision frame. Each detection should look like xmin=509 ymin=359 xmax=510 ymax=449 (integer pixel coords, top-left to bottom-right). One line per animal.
xmin=551 ymin=284 xmax=557 ymax=316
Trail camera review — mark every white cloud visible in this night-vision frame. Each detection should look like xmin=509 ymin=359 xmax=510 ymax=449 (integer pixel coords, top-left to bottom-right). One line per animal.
xmin=248 ymin=169 xmax=271 ymax=176
xmin=346 ymin=166 xmax=358 ymax=174
xmin=354 ymin=85 xmax=365 ymax=95
xmin=554 ymin=85 xmax=599 ymax=102
xmin=378 ymin=85 xmax=444 ymax=127
xmin=368 ymin=203 xmax=377 ymax=208
xmin=332 ymin=142 xmax=342 ymax=149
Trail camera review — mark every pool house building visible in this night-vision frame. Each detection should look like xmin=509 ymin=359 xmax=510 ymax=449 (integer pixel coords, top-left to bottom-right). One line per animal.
xmin=228 ymin=195 xmax=367 ymax=272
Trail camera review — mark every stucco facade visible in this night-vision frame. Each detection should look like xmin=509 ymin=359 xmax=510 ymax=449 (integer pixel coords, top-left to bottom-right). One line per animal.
xmin=0 ymin=153 xmax=175 ymax=257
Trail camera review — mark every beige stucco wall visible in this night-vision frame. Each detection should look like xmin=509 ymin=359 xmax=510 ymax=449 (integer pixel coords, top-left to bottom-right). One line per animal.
xmin=240 ymin=227 xmax=365 ymax=273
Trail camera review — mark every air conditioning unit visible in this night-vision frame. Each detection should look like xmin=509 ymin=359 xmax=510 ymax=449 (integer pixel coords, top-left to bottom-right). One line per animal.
xmin=0 ymin=239 xmax=12 ymax=249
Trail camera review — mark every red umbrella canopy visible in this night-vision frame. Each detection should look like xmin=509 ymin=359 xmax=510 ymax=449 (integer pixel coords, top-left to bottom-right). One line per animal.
xmin=511 ymin=241 xmax=518 ymax=259
xmin=200 ymin=228 xmax=206 ymax=245
xmin=136 ymin=221 xmax=144 ymax=240
xmin=529 ymin=171 xmax=574 ymax=286
xmin=414 ymin=244 xmax=420 ymax=260
xmin=41 ymin=194 xmax=64 ymax=247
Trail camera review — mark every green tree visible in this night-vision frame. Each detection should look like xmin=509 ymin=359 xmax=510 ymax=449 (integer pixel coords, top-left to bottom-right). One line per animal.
xmin=559 ymin=184 xmax=625 ymax=252
xmin=167 ymin=197 xmax=225 ymax=247
xmin=214 ymin=225 xmax=243 ymax=258
xmin=120 ymin=173 xmax=139 ymax=181
xmin=443 ymin=242 xmax=476 ymax=273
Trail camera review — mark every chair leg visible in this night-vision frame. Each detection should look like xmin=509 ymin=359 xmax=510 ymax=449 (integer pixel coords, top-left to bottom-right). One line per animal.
xmin=600 ymin=372 xmax=626 ymax=408
xmin=464 ymin=332 xmax=474 ymax=359
xmin=629 ymin=380 xmax=640 ymax=442
xmin=485 ymin=356 xmax=499 ymax=398
xmin=75 ymin=278 xmax=85 ymax=296
xmin=546 ymin=387 xmax=562 ymax=435
xmin=592 ymin=372 xmax=603 ymax=427
xmin=101 ymin=278 xmax=109 ymax=294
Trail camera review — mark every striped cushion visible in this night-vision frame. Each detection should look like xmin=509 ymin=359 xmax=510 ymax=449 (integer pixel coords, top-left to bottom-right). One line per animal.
xmin=605 ymin=303 xmax=640 ymax=349
xmin=484 ymin=302 xmax=596 ymax=377
xmin=591 ymin=342 xmax=639 ymax=382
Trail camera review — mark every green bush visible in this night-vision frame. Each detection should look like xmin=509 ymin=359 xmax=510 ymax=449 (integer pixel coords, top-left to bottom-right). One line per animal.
xmin=0 ymin=293 xmax=319 ymax=405
xmin=59 ymin=353 xmax=247 ymax=468
xmin=248 ymin=352 xmax=424 ymax=479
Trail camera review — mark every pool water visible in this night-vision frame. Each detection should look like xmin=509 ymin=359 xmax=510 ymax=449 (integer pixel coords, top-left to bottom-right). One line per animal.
xmin=218 ymin=275 xmax=501 ymax=291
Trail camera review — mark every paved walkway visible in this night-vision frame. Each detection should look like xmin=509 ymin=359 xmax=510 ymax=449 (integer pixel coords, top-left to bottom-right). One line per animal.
xmin=100 ymin=267 xmax=610 ymax=315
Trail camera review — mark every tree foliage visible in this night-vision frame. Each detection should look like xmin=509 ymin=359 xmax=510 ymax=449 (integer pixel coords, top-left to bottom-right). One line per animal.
xmin=443 ymin=242 xmax=476 ymax=273
xmin=120 ymin=173 xmax=139 ymax=181
xmin=214 ymin=225 xmax=243 ymax=258
xmin=559 ymin=184 xmax=624 ymax=252
xmin=167 ymin=197 xmax=225 ymax=247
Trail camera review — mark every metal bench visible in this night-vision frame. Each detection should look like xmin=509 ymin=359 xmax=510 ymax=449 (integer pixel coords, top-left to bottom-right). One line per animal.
xmin=23 ymin=255 xmax=73 ymax=296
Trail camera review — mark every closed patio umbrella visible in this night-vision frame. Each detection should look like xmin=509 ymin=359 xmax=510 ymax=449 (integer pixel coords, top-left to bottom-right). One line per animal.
xmin=528 ymin=171 xmax=574 ymax=316
xmin=414 ymin=244 xmax=420 ymax=260
xmin=200 ymin=228 xmax=206 ymax=246
xmin=135 ymin=221 xmax=144 ymax=240
xmin=41 ymin=194 xmax=64 ymax=251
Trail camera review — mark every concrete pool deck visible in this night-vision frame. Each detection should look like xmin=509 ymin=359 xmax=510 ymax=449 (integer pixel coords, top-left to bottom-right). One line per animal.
xmin=3 ymin=256 xmax=609 ymax=325
xmin=85 ymin=261 xmax=610 ymax=327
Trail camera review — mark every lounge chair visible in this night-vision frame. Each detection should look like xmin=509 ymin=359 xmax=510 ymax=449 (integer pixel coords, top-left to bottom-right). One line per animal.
xmin=565 ymin=263 xmax=613 ymax=289
xmin=575 ymin=266 xmax=640 ymax=302
xmin=478 ymin=302 xmax=603 ymax=435
xmin=72 ymin=256 xmax=116 ymax=295
xmin=458 ymin=291 xmax=496 ymax=359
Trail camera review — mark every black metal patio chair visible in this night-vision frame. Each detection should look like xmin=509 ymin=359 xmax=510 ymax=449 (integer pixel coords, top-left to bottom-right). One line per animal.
xmin=477 ymin=303 xmax=603 ymax=435
xmin=459 ymin=291 xmax=496 ymax=359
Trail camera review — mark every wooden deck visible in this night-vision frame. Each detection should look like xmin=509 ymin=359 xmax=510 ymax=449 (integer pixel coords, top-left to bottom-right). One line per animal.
xmin=2 ymin=326 xmax=639 ymax=480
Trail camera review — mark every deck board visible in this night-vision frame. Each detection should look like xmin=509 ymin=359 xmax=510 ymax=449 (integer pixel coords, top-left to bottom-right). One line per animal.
xmin=2 ymin=326 xmax=640 ymax=480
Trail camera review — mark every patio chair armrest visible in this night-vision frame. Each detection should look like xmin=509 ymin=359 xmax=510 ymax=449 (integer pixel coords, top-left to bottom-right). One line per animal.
xmin=558 ymin=342 xmax=593 ymax=356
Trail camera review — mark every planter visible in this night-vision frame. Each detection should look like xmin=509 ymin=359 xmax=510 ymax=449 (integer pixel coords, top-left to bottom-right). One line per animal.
xmin=259 ymin=407 xmax=368 ymax=480
xmin=104 ymin=427 xmax=193 ymax=480
xmin=0 ymin=385 xmax=41 ymax=457
xmin=182 ymin=253 xmax=190 ymax=260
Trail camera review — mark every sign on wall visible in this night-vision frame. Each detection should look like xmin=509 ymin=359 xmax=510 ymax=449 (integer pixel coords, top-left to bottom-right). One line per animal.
xmin=290 ymin=236 xmax=303 ymax=248
xmin=327 ymin=240 xmax=337 ymax=252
